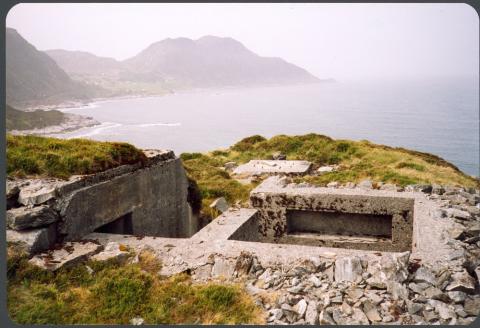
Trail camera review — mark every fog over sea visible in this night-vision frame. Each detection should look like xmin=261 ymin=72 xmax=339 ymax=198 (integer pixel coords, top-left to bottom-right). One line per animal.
xmin=57 ymin=77 xmax=479 ymax=176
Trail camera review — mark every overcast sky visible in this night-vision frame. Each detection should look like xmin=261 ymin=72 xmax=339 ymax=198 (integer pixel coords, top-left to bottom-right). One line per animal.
xmin=6 ymin=3 xmax=479 ymax=80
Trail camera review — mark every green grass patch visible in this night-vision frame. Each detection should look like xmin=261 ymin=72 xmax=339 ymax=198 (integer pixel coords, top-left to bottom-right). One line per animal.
xmin=7 ymin=248 xmax=264 ymax=325
xmin=7 ymin=134 xmax=147 ymax=179
xmin=181 ymin=134 xmax=479 ymax=218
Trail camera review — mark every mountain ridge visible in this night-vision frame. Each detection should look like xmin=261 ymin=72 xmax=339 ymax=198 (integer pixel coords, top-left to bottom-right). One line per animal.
xmin=6 ymin=28 xmax=96 ymax=108
xmin=46 ymin=35 xmax=322 ymax=90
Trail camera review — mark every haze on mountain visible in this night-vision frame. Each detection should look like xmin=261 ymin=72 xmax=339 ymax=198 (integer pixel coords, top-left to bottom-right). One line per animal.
xmin=6 ymin=28 xmax=96 ymax=109
xmin=46 ymin=35 xmax=321 ymax=90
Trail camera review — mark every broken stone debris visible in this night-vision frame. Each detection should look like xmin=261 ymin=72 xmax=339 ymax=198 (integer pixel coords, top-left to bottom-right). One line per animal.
xmin=209 ymin=197 xmax=229 ymax=213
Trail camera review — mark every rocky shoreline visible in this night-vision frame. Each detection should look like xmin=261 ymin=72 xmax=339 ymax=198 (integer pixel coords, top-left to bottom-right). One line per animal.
xmin=8 ymin=112 xmax=100 ymax=136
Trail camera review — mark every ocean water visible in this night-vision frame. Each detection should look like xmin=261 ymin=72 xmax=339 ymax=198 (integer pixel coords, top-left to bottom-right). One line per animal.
xmin=58 ymin=78 xmax=479 ymax=176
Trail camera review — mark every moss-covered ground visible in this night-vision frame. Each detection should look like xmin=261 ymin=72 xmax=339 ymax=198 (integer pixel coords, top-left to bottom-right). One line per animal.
xmin=181 ymin=134 xmax=479 ymax=217
xmin=7 ymin=134 xmax=147 ymax=179
xmin=7 ymin=246 xmax=264 ymax=325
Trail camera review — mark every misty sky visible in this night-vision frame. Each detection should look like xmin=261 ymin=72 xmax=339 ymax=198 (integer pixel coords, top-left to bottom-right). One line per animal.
xmin=6 ymin=3 xmax=479 ymax=80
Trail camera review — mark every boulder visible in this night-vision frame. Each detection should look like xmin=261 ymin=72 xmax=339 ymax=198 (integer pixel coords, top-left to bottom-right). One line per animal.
xmin=305 ymin=301 xmax=318 ymax=325
xmin=446 ymin=208 xmax=471 ymax=220
xmin=6 ymin=224 xmax=57 ymax=255
xmin=209 ymin=197 xmax=229 ymax=213
xmin=272 ymin=152 xmax=287 ymax=160
xmin=422 ymin=286 xmax=450 ymax=302
xmin=413 ymin=266 xmax=437 ymax=285
xmin=366 ymin=252 xmax=410 ymax=288
xmin=351 ymin=308 xmax=370 ymax=324
xmin=428 ymin=300 xmax=456 ymax=320
xmin=464 ymin=297 xmax=480 ymax=316
xmin=130 ymin=317 xmax=144 ymax=325
xmin=319 ymin=310 xmax=335 ymax=325
xmin=379 ymin=183 xmax=398 ymax=191
xmin=317 ymin=166 xmax=336 ymax=174
xmin=18 ymin=180 xmax=60 ymax=206
xmin=358 ymin=180 xmax=373 ymax=189
xmin=294 ymin=299 xmax=307 ymax=318
xmin=233 ymin=251 xmax=254 ymax=277
xmin=448 ymin=291 xmax=467 ymax=304
xmin=224 ymin=162 xmax=237 ymax=171
xmin=334 ymin=256 xmax=363 ymax=283
xmin=29 ymin=241 xmax=102 ymax=271
xmin=91 ymin=242 xmax=129 ymax=264
xmin=445 ymin=269 xmax=476 ymax=294
xmin=6 ymin=180 xmax=22 ymax=209
xmin=387 ymin=281 xmax=409 ymax=300
xmin=327 ymin=181 xmax=339 ymax=188
xmin=432 ymin=184 xmax=446 ymax=195
xmin=363 ymin=300 xmax=382 ymax=322
xmin=7 ymin=205 xmax=59 ymax=230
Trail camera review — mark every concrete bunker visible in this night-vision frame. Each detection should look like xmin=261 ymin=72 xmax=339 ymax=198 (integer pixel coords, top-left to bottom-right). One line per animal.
xmin=229 ymin=177 xmax=415 ymax=252
xmin=6 ymin=149 xmax=202 ymax=255
xmin=286 ymin=209 xmax=393 ymax=241
xmin=94 ymin=212 xmax=134 ymax=235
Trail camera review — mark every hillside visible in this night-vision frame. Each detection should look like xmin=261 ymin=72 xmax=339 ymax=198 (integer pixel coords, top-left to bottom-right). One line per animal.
xmin=46 ymin=36 xmax=321 ymax=94
xmin=45 ymin=49 xmax=123 ymax=76
xmin=6 ymin=28 xmax=95 ymax=108
xmin=6 ymin=105 xmax=66 ymax=131
xmin=123 ymin=36 xmax=320 ymax=87
xmin=181 ymin=134 xmax=479 ymax=217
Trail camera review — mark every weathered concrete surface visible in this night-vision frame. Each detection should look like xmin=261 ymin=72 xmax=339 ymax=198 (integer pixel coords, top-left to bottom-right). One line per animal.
xmin=18 ymin=179 xmax=59 ymax=206
xmin=56 ymin=153 xmax=195 ymax=241
xmin=29 ymin=241 xmax=102 ymax=271
xmin=7 ymin=205 xmax=59 ymax=230
xmin=6 ymin=224 xmax=57 ymax=255
xmin=6 ymin=149 xmax=199 ymax=253
xmin=232 ymin=160 xmax=312 ymax=177
xmin=30 ymin=181 xmax=479 ymax=325
xmin=249 ymin=176 xmax=415 ymax=252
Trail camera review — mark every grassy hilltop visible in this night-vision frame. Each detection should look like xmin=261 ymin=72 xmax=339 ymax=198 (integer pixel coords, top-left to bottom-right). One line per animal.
xmin=7 ymin=134 xmax=146 ymax=179
xmin=181 ymin=133 xmax=479 ymax=216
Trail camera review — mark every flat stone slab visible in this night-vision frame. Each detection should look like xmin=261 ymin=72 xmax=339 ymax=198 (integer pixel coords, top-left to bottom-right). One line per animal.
xmin=29 ymin=241 xmax=102 ymax=271
xmin=232 ymin=160 xmax=312 ymax=176
xmin=7 ymin=224 xmax=57 ymax=255
xmin=7 ymin=205 xmax=59 ymax=230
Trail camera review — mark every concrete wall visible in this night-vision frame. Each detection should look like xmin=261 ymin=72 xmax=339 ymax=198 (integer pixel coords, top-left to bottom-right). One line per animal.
xmin=7 ymin=150 xmax=200 ymax=254
xmin=249 ymin=177 xmax=415 ymax=252
xmin=58 ymin=155 xmax=196 ymax=241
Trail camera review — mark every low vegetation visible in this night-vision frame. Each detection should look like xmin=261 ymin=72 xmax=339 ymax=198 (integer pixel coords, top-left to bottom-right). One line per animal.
xmin=7 ymin=247 xmax=264 ymax=325
xmin=6 ymin=105 xmax=66 ymax=131
xmin=181 ymin=134 xmax=479 ymax=217
xmin=7 ymin=134 xmax=147 ymax=179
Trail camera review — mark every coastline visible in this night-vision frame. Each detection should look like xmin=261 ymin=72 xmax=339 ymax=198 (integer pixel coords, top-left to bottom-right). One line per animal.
xmin=8 ymin=112 xmax=100 ymax=136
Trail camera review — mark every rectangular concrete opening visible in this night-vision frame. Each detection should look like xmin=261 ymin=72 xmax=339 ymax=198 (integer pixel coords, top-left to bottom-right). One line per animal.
xmin=94 ymin=212 xmax=133 ymax=235
xmin=286 ymin=209 xmax=393 ymax=241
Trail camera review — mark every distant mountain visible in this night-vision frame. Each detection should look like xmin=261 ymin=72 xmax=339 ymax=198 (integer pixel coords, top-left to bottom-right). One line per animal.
xmin=124 ymin=36 xmax=320 ymax=87
xmin=6 ymin=28 xmax=95 ymax=108
xmin=45 ymin=49 xmax=123 ymax=76
xmin=46 ymin=35 xmax=321 ymax=91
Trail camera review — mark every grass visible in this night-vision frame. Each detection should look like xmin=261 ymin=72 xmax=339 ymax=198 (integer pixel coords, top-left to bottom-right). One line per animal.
xmin=181 ymin=134 xmax=479 ymax=217
xmin=6 ymin=105 xmax=66 ymax=131
xmin=7 ymin=246 xmax=264 ymax=325
xmin=7 ymin=134 xmax=147 ymax=179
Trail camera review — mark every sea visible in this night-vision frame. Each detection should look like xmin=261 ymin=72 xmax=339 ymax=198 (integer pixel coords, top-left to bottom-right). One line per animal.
xmin=56 ymin=77 xmax=479 ymax=177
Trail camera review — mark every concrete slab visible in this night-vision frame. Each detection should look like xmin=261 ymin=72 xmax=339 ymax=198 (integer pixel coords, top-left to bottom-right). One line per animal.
xmin=249 ymin=176 xmax=415 ymax=252
xmin=232 ymin=160 xmax=312 ymax=176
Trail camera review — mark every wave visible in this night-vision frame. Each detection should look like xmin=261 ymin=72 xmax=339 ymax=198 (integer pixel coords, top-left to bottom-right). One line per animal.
xmin=67 ymin=122 xmax=123 ymax=138
xmin=133 ymin=122 xmax=181 ymax=127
